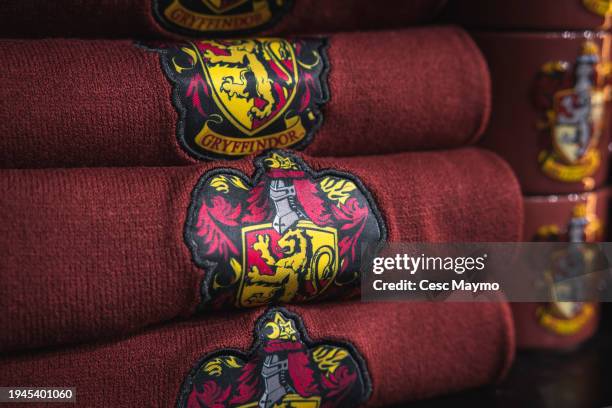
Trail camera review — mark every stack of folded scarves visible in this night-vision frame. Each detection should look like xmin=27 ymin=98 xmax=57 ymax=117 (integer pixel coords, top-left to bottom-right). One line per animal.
xmin=0 ymin=2 xmax=523 ymax=406
xmin=446 ymin=0 xmax=612 ymax=349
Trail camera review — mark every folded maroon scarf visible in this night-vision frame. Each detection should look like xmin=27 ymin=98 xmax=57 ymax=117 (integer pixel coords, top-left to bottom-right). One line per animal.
xmin=0 ymin=302 xmax=515 ymax=407
xmin=0 ymin=27 xmax=490 ymax=167
xmin=475 ymin=31 xmax=612 ymax=195
xmin=514 ymin=188 xmax=609 ymax=350
xmin=0 ymin=0 xmax=447 ymax=39
xmin=0 ymin=148 xmax=522 ymax=353
xmin=444 ymin=0 xmax=610 ymax=30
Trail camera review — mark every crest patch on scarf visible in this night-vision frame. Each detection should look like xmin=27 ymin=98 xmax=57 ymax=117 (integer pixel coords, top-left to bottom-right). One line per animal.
xmin=184 ymin=150 xmax=385 ymax=309
xmin=154 ymin=38 xmax=328 ymax=161
xmin=153 ymin=0 xmax=292 ymax=37
xmin=534 ymin=199 xmax=602 ymax=335
xmin=532 ymin=40 xmax=611 ymax=184
xmin=177 ymin=308 xmax=371 ymax=408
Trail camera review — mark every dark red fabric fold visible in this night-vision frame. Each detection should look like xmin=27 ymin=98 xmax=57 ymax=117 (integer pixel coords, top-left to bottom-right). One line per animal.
xmin=0 ymin=301 xmax=515 ymax=407
xmin=0 ymin=27 xmax=490 ymax=168
xmin=0 ymin=148 xmax=522 ymax=353
xmin=443 ymin=0 xmax=610 ymax=31
xmin=0 ymin=0 xmax=447 ymax=38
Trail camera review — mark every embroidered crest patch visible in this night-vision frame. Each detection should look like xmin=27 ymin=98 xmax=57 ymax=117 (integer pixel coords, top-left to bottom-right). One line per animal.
xmin=152 ymin=0 xmax=293 ymax=37
xmin=176 ymin=308 xmax=371 ymax=407
xmin=534 ymin=200 xmax=602 ymax=335
xmin=532 ymin=41 xmax=611 ymax=184
xmin=185 ymin=150 xmax=385 ymax=309
xmin=157 ymin=38 xmax=328 ymax=161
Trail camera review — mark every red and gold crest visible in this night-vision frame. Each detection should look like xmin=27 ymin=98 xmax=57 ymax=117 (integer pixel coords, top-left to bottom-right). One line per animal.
xmin=177 ymin=308 xmax=370 ymax=407
xmin=156 ymin=38 xmax=328 ymax=160
xmin=534 ymin=200 xmax=602 ymax=335
xmin=533 ymin=41 xmax=611 ymax=183
xmin=184 ymin=150 xmax=385 ymax=309
xmin=153 ymin=0 xmax=292 ymax=37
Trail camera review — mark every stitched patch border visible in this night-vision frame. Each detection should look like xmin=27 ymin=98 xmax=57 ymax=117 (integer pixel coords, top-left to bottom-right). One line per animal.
xmin=183 ymin=149 xmax=387 ymax=310
xmin=146 ymin=38 xmax=330 ymax=161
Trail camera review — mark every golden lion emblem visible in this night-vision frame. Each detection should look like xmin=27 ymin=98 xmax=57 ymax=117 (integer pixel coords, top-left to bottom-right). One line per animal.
xmin=203 ymin=40 xmax=283 ymax=121
xmin=240 ymin=220 xmax=338 ymax=306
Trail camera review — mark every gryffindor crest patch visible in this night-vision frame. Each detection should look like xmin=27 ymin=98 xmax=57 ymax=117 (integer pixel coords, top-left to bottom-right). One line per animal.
xmin=185 ymin=150 xmax=385 ymax=309
xmin=155 ymin=38 xmax=328 ymax=161
xmin=177 ymin=308 xmax=371 ymax=407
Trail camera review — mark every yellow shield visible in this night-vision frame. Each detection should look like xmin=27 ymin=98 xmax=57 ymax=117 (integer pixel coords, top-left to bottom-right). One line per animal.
xmin=198 ymin=39 xmax=299 ymax=136
xmin=237 ymin=220 xmax=338 ymax=308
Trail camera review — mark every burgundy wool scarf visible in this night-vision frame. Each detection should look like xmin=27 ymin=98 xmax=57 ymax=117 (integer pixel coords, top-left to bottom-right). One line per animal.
xmin=514 ymin=188 xmax=610 ymax=350
xmin=0 ymin=27 xmax=490 ymax=167
xmin=0 ymin=0 xmax=447 ymax=39
xmin=0 ymin=148 xmax=522 ymax=353
xmin=0 ymin=301 xmax=515 ymax=407
xmin=443 ymin=0 xmax=611 ymax=31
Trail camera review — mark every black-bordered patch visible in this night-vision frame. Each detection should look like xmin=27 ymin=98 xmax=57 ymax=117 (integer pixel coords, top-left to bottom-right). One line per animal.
xmin=184 ymin=150 xmax=386 ymax=309
xmin=176 ymin=307 xmax=371 ymax=408
xmin=153 ymin=0 xmax=293 ymax=37
xmin=149 ymin=38 xmax=329 ymax=161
